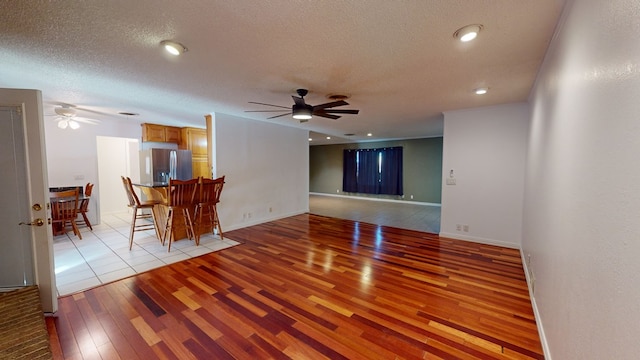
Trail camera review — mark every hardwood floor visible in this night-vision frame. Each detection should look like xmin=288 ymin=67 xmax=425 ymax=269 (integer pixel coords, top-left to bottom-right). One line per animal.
xmin=48 ymin=214 xmax=543 ymax=359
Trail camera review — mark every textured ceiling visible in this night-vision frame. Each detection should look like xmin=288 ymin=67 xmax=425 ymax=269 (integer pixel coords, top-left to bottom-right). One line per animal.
xmin=0 ymin=0 xmax=564 ymax=145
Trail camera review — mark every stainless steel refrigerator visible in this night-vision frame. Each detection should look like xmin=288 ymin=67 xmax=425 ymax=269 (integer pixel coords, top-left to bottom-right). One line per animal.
xmin=139 ymin=149 xmax=193 ymax=183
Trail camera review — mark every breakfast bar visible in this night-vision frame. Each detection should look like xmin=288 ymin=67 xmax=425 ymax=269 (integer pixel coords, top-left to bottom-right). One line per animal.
xmin=132 ymin=182 xmax=193 ymax=243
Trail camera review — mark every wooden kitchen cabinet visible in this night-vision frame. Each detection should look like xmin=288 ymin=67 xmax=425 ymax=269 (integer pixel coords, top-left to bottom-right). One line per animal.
xmin=165 ymin=126 xmax=181 ymax=143
xmin=179 ymin=127 xmax=209 ymax=178
xmin=141 ymin=123 xmax=181 ymax=143
xmin=179 ymin=127 xmax=206 ymax=155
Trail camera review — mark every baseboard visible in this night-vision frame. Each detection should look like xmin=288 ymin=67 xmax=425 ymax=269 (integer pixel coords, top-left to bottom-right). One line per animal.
xmin=438 ymin=232 xmax=519 ymax=249
xmin=520 ymin=251 xmax=552 ymax=360
xmin=224 ymin=210 xmax=307 ymax=232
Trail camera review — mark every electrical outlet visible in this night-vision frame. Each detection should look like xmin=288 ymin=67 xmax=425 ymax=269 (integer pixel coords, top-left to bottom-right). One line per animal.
xmin=446 ymin=178 xmax=456 ymax=185
xmin=410 ymin=195 xmax=413 ymax=199
xmin=456 ymin=224 xmax=462 ymax=231
xmin=463 ymin=224 xmax=469 ymax=232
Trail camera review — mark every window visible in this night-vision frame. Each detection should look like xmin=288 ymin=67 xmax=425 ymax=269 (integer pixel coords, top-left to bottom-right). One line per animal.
xmin=342 ymin=147 xmax=403 ymax=195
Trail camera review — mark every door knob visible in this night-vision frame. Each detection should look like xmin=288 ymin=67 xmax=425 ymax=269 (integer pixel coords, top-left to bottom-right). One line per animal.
xmin=19 ymin=218 xmax=45 ymax=226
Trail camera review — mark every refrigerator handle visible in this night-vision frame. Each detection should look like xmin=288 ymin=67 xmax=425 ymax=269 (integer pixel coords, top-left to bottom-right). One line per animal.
xmin=169 ymin=150 xmax=177 ymax=180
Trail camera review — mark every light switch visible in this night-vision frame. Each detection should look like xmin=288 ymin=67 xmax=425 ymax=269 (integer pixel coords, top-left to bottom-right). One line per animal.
xmin=446 ymin=178 xmax=456 ymax=185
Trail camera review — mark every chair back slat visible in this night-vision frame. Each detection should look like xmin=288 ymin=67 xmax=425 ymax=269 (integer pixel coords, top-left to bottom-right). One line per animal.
xmin=121 ymin=176 xmax=142 ymax=207
xmin=167 ymin=178 xmax=199 ymax=207
xmin=79 ymin=183 xmax=94 ymax=213
xmin=50 ymin=189 xmax=80 ymax=220
xmin=50 ymin=188 xmax=82 ymax=238
xmin=196 ymin=176 xmax=225 ymax=205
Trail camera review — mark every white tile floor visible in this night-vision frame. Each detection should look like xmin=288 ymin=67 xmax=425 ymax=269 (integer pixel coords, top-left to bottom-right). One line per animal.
xmin=53 ymin=212 xmax=240 ymax=297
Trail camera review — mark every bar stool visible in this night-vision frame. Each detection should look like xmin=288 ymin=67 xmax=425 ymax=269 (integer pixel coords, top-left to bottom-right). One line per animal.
xmin=193 ymin=175 xmax=225 ymax=245
xmin=121 ymin=176 xmax=160 ymax=250
xmin=162 ymin=178 xmax=199 ymax=252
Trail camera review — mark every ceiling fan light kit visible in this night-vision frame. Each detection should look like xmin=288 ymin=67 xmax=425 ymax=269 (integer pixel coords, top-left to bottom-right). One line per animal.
xmin=292 ymin=104 xmax=313 ymax=120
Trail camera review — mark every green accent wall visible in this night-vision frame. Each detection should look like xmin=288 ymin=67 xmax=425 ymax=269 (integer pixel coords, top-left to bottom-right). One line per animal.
xmin=309 ymin=137 xmax=443 ymax=203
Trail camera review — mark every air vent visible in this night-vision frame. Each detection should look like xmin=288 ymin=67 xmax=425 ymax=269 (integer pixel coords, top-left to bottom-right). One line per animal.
xmin=327 ymin=93 xmax=350 ymax=101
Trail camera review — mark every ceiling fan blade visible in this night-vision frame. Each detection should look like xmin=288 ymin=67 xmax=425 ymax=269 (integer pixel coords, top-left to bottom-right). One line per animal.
xmin=267 ymin=112 xmax=292 ymax=119
xmin=312 ymin=112 xmax=341 ymax=120
xmin=322 ymin=109 xmax=360 ymax=114
xmin=248 ymin=101 xmax=290 ymax=109
xmin=313 ymin=100 xmax=349 ymax=110
xmin=292 ymin=96 xmax=306 ymax=107
xmin=245 ymin=110 xmax=293 ymax=113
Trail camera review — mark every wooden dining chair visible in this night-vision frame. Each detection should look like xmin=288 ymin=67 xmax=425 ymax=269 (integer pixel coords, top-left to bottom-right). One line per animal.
xmin=193 ymin=175 xmax=225 ymax=245
xmin=162 ymin=178 xmax=199 ymax=252
xmin=76 ymin=182 xmax=94 ymax=230
xmin=121 ymin=176 xmax=160 ymax=250
xmin=50 ymin=188 xmax=82 ymax=239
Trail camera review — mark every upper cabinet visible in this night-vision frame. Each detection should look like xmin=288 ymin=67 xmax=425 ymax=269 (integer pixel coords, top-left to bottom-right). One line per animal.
xmin=179 ymin=127 xmax=209 ymax=178
xmin=141 ymin=123 xmax=181 ymax=143
xmin=179 ymin=127 xmax=207 ymax=156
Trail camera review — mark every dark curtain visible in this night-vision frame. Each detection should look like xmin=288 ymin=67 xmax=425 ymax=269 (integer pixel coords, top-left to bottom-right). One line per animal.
xmin=342 ymin=150 xmax=358 ymax=192
xmin=357 ymin=149 xmax=379 ymax=194
xmin=342 ymin=147 xmax=403 ymax=195
xmin=379 ymin=147 xmax=403 ymax=195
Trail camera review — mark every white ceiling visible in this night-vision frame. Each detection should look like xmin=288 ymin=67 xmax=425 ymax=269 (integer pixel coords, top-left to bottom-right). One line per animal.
xmin=0 ymin=0 xmax=564 ymax=145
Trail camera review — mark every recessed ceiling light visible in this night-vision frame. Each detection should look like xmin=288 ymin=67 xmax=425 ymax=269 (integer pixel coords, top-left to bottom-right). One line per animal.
xmin=308 ymin=138 xmax=312 ymax=141
xmin=367 ymin=133 xmax=372 ymax=137
xmin=326 ymin=136 xmax=331 ymax=140
xmin=454 ymin=24 xmax=483 ymax=42
xmin=160 ymin=40 xmax=188 ymax=55
xmin=474 ymin=87 xmax=489 ymax=95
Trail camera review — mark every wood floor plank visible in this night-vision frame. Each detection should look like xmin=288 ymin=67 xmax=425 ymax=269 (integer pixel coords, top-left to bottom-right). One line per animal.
xmin=50 ymin=214 xmax=544 ymax=359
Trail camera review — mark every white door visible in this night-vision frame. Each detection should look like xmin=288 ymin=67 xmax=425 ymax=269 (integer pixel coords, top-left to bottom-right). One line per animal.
xmin=0 ymin=89 xmax=56 ymax=312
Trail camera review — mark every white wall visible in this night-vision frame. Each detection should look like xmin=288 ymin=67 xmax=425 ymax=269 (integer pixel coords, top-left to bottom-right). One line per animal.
xmin=96 ymin=136 xmax=140 ymax=216
xmin=44 ymin=112 xmax=309 ymax=232
xmin=44 ymin=117 xmax=143 ymax=222
xmin=523 ymin=0 xmax=640 ymax=358
xmin=440 ymin=103 xmax=529 ymax=248
xmin=213 ymin=113 xmax=309 ymax=230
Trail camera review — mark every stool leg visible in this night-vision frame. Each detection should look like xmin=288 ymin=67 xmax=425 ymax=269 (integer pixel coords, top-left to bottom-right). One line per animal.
xmin=164 ymin=209 xmax=174 ymax=252
xmin=129 ymin=208 xmax=137 ymax=250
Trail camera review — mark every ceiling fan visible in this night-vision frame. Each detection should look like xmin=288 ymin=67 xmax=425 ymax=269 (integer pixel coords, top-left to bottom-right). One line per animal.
xmin=246 ymin=89 xmax=360 ymax=122
xmin=48 ymin=105 xmax=101 ymax=129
